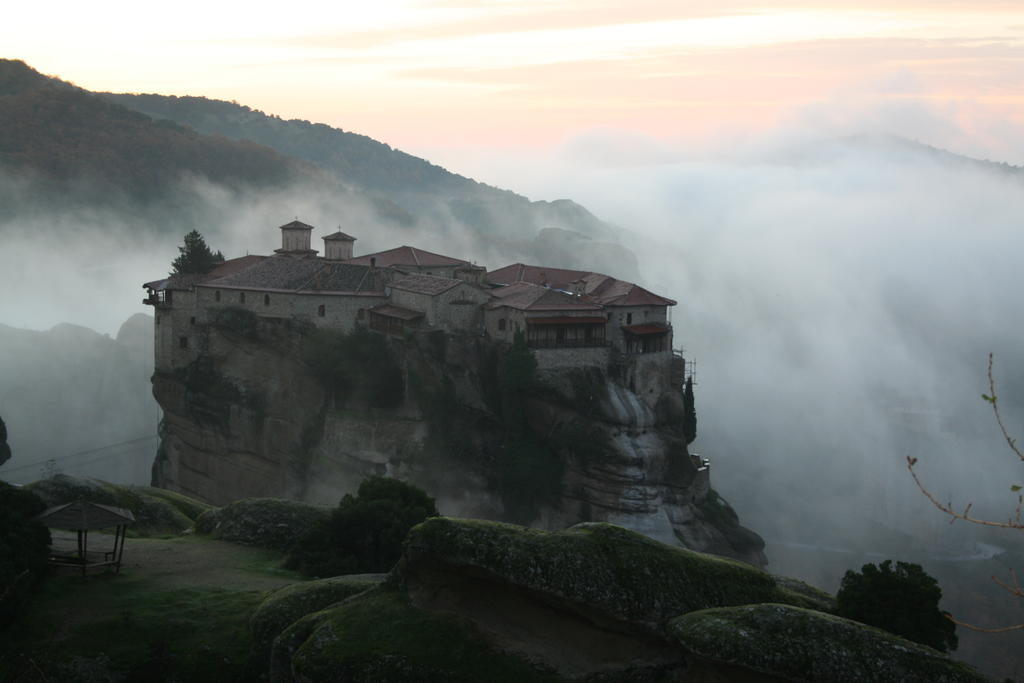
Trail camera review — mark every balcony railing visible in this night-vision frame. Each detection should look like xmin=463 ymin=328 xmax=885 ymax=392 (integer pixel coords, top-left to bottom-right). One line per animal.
xmin=527 ymin=339 xmax=611 ymax=349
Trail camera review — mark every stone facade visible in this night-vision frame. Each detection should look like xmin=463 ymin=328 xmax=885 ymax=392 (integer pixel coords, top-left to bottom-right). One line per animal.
xmin=389 ymin=279 xmax=491 ymax=334
xmin=193 ymin=285 xmax=387 ymax=332
xmin=146 ymin=222 xmax=682 ymax=376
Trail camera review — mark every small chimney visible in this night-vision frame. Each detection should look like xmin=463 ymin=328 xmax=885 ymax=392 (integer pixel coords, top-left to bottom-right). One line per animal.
xmin=322 ymin=230 xmax=356 ymax=261
xmin=275 ymin=220 xmax=316 ymax=256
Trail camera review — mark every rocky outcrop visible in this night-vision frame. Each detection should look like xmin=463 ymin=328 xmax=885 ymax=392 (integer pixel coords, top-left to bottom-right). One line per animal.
xmin=153 ymin=315 xmax=765 ymax=566
xmin=250 ymin=574 xmax=383 ymax=666
xmin=26 ymin=473 xmax=209 ymax=536
xmin=194 ymin=498 xmax=329 ymax=550
xmin=671 ymin=603 xmax=988 ymax=683
xmin=264 ymin=519 xmax=984 ymax=682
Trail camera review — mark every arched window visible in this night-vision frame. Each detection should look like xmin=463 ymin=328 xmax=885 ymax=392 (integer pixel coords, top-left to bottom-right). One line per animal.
xmin=318 ymin=304 xmax=326 ymax=317
xmin=498 ymin=318 xmax=506 ymax=331
xmin=214 ymin=291 xmax=221 ymax=302
xmin=240 ymin=292 xmax=246 ymax=304
xmin=264 ymin=294 xmax=270 ymax=306
xmin=626 ymin=312 xmax=633 ymax=325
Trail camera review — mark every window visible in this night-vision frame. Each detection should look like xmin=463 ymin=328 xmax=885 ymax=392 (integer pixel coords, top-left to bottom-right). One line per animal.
xmin=240 ymin=292 xmax=246 ymax=304
xmin=179 ymin=336 xmax=188 ymax=349
xmin=189 ymin=316 xmax=196 ymax=325
xmin=498 ymin=318 xmax=506 ymax=331
xmin=318 ymin=304 xmax=326 ymax=317
xmin=357 ymin=308 xmax=365 ymax=320
xmin=264 ymin=294 xmax=270 ymax=306
xmin=214 ymin=291 xmax=221 ymax=302
xmin=626 ymin=313 xmax=633 ymax=325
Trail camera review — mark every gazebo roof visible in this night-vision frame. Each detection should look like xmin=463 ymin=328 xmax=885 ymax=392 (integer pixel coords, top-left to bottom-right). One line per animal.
xmin=36 ymin=501 xmax=136 ymax=530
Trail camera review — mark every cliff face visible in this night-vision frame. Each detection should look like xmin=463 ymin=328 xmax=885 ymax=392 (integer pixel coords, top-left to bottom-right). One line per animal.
xmin=152 ymin=313 xmax=766 ymax=567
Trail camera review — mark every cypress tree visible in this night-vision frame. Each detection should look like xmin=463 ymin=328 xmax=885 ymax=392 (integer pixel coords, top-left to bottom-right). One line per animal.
xmin=683 ymin=376 xmax=697 ymax=444
xmin=171 ymin=230 xmax=224 ymax=275
xmin=0 ymin=416 xmax=9 ymax=468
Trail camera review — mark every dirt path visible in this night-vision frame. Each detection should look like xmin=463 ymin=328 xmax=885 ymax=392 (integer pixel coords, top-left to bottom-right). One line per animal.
xmin=50 ymin=529 xmax=303 ymax=590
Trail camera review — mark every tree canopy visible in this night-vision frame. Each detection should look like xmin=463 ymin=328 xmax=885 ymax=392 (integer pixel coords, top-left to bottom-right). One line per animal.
xmin=836 ymin=559 xmax=957 ymax=653
xmin=287 ymin=476 xmax=438 ymax=577
xmin=0 ymin=416 xmax=9 ymax=468
xmin=171 ymin=230 xmax=224 ymax=275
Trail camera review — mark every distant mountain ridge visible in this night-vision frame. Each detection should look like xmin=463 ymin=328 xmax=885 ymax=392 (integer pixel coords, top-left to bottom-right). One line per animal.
xmin=102 ymin=91 xmax=620 ymax=243
xmin=0 ymin=60 xmax=303 ymax=198
xmin=0 ymin=58 xmax=636 ymax=279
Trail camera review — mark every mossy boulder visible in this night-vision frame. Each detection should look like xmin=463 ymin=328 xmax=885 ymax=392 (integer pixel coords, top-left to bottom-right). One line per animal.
xmin=394 ymin=518 xmax=830 ymax=636
xmin=270 ymin=588 xmax=558 ymax=683
xmin=25 ymin=474 xmax=208 ymax=536
xmin=194 ymin=498 xmax=329 ymax=551
xmin=670 ymin=603 xmax=989 ymax=683
xmin=250 ymin=574 xmax=383 ymax=662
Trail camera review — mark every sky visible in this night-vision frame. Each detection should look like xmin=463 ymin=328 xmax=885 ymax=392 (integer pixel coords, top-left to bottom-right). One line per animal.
xmin=6 ymin=1 xmax=1024 ymax=165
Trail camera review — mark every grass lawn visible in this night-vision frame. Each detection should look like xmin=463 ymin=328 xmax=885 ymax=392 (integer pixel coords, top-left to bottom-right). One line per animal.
xmin=1 ymin=535 xmax=305 ymax=682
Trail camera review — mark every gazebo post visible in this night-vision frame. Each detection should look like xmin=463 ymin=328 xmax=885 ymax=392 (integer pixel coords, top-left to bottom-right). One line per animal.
xmin=115 ymin=524 xmax=126 ymax=574
xmin=82 ymin=529 xmax=89 ymax=576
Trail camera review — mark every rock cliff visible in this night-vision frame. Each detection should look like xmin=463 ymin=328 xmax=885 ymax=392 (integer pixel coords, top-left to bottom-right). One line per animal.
xmin=152 ymin=312 xmax=766 ymax=567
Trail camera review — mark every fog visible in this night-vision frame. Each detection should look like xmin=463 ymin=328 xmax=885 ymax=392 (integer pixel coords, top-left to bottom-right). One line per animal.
xmin=436 ymin=124 xmax=1024 ymax=569
xmin=5 ymin=104 xmax=1024 ymax=552
xmin=0 ymin=165 xmax=623 ymax=483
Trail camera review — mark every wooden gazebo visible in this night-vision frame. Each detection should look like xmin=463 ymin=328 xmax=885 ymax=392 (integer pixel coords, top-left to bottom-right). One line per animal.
xmin=35 ymin=501 xmax=135 ymax=576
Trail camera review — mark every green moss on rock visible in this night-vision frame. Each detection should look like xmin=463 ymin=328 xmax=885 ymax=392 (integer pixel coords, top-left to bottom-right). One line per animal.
xmin=395 ymin=518 xmax=830 ymax=636
xmin=194 ymin=498 xmax=329 ymax=551
xmin=250 ymin=574 xmax=383 ymax=665
xmin=25 ymin=475 xmax=205 ymax=536
xmin=133 ymin=485 xmax=213 ymax=522
xmin=670 ymin=603 xmax=988 ymax=683
xmin=277 ymin=588 xmax=559 ymax=683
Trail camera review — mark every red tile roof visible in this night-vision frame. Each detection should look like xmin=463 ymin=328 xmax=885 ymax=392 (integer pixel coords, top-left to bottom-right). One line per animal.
xmin=369 ymin=304 xmax=424 ymax=320
xmin=146 ymin=255 xmax=265 ymax=291
xmin=488 ymin=263 xmax=676 ymax=307
xmin=279 ymin=220 xmax=315 ymax=231
xmin=487 ymin=263 xmax=589 ymax=290
xmin=345 ymin=246 xmax=470 ymax=268
xmin=389 ymin=273 xmax=463 ymax=296
xmin=488 ymin=282 xmax=603 ymax=312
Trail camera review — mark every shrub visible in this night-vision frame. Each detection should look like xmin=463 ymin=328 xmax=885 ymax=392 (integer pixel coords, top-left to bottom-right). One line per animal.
xmin=304 ymin=327 xmax=404 ymax=410
xmin=0 ymin=481 xmax=51 ymax=629
xmin=211 ymin=306 xmax=260 ymax=340
xmin=0 ymin=415 xmax=10 ymax=468
xmin=836 ymin=559 xmax=957 ymax=652
xmin=496 ymin=436 xmax=564 ymax=525
xmin=287 ymin=477 xmax=438 ymax=577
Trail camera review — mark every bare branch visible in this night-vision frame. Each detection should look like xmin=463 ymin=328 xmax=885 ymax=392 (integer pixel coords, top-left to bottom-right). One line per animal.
xmin=906 ymin=354 xmax=1024 ymax=634
xmin=947 ymin=613 xmax=1024 ymax=633
xmin=906 ymin=456 xmax=1024 ymax=529
xmin=987 ymin=353 xmax=1024 ymax=462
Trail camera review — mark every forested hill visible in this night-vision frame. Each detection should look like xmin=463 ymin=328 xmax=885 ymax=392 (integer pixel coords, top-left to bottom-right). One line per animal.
xmin=0 ymin=59 xmax=309 ymax=201
xmin=103 ymin=91 xmax=619 ymax=241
